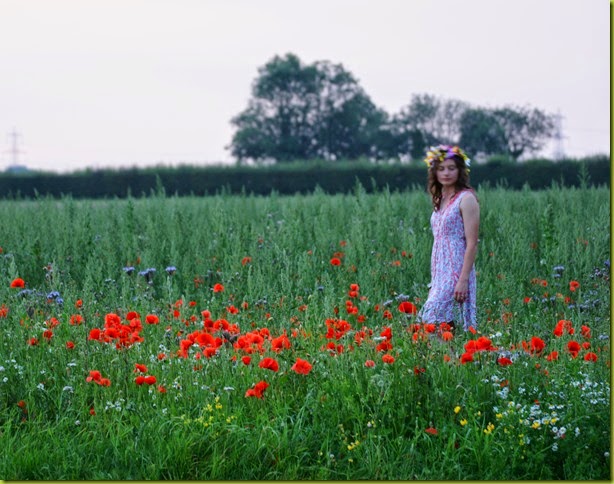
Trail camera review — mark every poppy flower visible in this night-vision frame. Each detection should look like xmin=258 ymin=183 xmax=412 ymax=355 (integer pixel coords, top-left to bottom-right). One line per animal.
xmin=365 ymin=359 xmax=375 ymax=368
xmin=567 ymin=341 xmax=581 ymax=358
xmin=460 ymin=352 xmax=474 ymax=364
xmin=27 ymin=337 xmax=39 ymax=346
xmin=529 ymin=337 xmax=546 ymax=355
xmin=441 ymin=331 xmax=454 ymax=342
xmin=584 ymin=352 xmax=598 ymax=362
xmin=135 ymin=376 xmax=146 ymax=385
xmin=212 ymin=283 xmax=224 ymax=293
xmin=546 ymin=351 xmax=559 ymax=361
xmin=569 ymin=280 xmax=580 ymax=292
xmin=86 ymin=370 xmax=102 ymax=383
xmin=145 ymin=314 xmax=159 ymax=325
xmin=65 ymin=341 xmax=75 ymax=350
xmin=134 ymin=363 xmax=148 ymax=373
xmin=497 ymin=357 xmax=513 ymax=366
xmin=258 ymin=357 xmax=279 ymax=372
xmin=241 ymin=256 xmax=252 ymax=266
xmin=10 ymin=278 xmax=25 ymax=288
xmin=242 ymin=356 xmax=252 ymax=365
xmin=398 ymin=301 xmax=417 ymax=314
xmin=290 ymin=358 xmax=313 ymax=375
xmin=245 ymin=380 xmax=269 ymax=398
xmin=425 ymin=427 xmax=438 ymax=436
xmin=144 ymin=375 xmax=157 ymax=385
xmin=330 ymin=257 xmax=342 ymax=266
xmin=382 ymin=354 xmax=395 ymax=364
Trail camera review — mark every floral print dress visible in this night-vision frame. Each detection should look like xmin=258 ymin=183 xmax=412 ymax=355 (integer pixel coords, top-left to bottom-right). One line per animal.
xmin=419 ymin=190 xmax=477 ymax=330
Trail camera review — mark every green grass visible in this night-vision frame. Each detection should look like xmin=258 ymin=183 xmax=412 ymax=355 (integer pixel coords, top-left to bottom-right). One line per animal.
xmin=0 ymin=185 xmax=610 ymax=480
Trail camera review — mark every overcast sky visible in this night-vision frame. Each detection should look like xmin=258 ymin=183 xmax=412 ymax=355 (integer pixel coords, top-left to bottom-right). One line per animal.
xmin=0 ymin=0 xmax=609 ymax=172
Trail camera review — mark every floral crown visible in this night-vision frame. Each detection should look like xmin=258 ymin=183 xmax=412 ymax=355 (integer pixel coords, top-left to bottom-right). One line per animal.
xmin=423 ymin=145 xmax=471 ymax=171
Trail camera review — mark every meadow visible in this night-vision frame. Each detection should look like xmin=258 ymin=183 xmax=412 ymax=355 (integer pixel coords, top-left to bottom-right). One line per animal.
xmin=0 ymin=184 xmax=610 ymax=480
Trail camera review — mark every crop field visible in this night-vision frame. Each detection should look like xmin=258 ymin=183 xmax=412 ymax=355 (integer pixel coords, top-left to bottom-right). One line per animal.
xmin=0 ymin=185 xmax=610 ymax=480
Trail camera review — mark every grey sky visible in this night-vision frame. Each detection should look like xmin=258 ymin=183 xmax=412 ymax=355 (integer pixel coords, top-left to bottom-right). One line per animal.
xmin=0 ymin=0 xmax=609 ymax=172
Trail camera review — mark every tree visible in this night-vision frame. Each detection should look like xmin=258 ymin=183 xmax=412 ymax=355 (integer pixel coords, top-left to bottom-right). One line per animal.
xmin=229 ymin=53 xmax=385 ymax=163
xmin=492 ymin=106 xmax=555 ymax=159
xmin=392 ymin=94 xmax=469 ymax=160
xmin=458 ymin=108 xmax=508 ymax=158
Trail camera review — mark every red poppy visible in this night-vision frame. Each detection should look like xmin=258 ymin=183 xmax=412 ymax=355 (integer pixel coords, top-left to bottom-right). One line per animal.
xmin=241 ymin=256 xmax=252 ymax=266
xmin=290 ymin=358 xmax=313 ymax=375
xmin=425 ymin=427 xmax=438 ymax=436
xmin=330 ymin=257 xmax=342 ymax=266
xmin=546 ymin=351 xmax=559 ymax=361
xmin=460 ymin=352 xmax=474 ymax=364
xmin=245 ymin=380 xmax=269 ymax=398
xmin=258 ymin=357 xmax=279 ymax=372
xmin=580 ymin=325 xmax=591 ymax=338
xmin=144 ymin=375 xmax=157 ymax=385
xmin=135 ymin=375 xmax=146 ymax=385
xmin=86 ymin=370 xmax=102 ymax=383
xmin=242 ymin=356 xmax=252 ymax=365
xmin=497 ymin=357 xmax=513 ymax=366
xmin=271 ymin=334 xmax=291 ymax=352
xmin=212 ymin=283 xmax=224 ymax=293
xmin=43 ymin=330 xmax=53 ymax=341
xmin=145 ymin=314 xmax=160 ymax=325
xmin=27 ymin=337 xmax=39 ymax=346
xmin=569 ymin=280 xmax=580 ymax=292
xmin=398 ymin=301 xmax=417 ymax=314
xmin=134 ymin=363 xmax=148 ymax=373
xmin=65 ymin=341 xmax=75 ymax=350
xmin=567 ymin=341 xmax=581 ymax=358
xmin=10 ymin=278 xmax=25 ymax=288
xmin=441 ymin=331 xmax=454 ymax=342
xmin=365 ymin=359 xmax=375 ymax=368
xmin=382 ymin=354 xmax=395 ymax=364
xmin=584 ymin=352 xmax=598 ymax=362
xmin=529 ymin=337 xmax=546 ymax=355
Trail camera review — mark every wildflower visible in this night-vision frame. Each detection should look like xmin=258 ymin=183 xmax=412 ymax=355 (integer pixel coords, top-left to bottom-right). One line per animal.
xmin=10 ymin=278 xmax=25 ymax=288
xmin=569 ymin=280 xmax=580 ymax=292
xmin=460 ymin=419 xmax=468 ymax=426
xmin=70 ymin=314 xmax=84 ymax=325
xmin=546 ymin=351 xmax=559 ymax=361
xmin=245 ymin=380 xmax=269 ymax=398
xmin=398 ymin=301 xmax=417 ymax=314
xmin=212 ymin=283 xmax=224 ymax=293
xmin=123 ymin=266 xmax=136 ymax=275
xmin=584 ymin=352 xmax=598 ymax=362
xmin=165 ymin=266 xmax=177 ymax=275
xmin=258 ymin=357 xmax=279 ymax=372
xmin=460 ymin=352 xmax=473 ymax=364
xmin=454 ymin=406 xmax=461 ymax=414
xmin=65 ymin=341 xmax=75 ymax=350
xmin=425 ymin=427 xmax=438 ymax=435
xmin=28 ymin=337 xmax=39 ymax=346
xmin=497 ymin=357 xmax=513 ymax=366
xmin=330 ymin=257 xmax=342 ymax=266
xmin=567 ymin=341 xmax=581 ymax=358
xmin=382 ymin=354 xmax=395 ymax=364
xmin=291 ymin=358 xmax=313 ymax=375
xmin=241 ymin=256 xmax=252 ymax=266
xmin=529 ymin=337 xmax=546 ymax=355
xmin=484 ymin=422 xmax=495 ymax=435
xmin=365 ymin=359 xmax=375 ymax=368
xmin=145 ymin=314 xmax=159 ymax=325
xmin=134 ymin=363 xmax=148 ymax=373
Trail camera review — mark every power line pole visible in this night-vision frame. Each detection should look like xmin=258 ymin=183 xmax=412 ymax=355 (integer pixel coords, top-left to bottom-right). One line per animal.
xmin=552 ymin=111 xmax=566 ymax=161
xmin=5 ymin=127 xmax=25 ymax=166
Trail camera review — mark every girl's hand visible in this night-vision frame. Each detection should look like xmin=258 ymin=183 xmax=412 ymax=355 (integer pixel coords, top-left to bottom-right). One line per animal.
xmin=454 ymin=279 xmax=469 ymax=303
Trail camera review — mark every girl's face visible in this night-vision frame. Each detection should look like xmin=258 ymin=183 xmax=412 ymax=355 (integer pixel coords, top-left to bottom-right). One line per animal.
xmin=436 ymin=158 xmax=459 ymax=188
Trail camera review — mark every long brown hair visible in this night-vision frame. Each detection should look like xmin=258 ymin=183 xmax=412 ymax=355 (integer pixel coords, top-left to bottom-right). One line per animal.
xmin=427 ymin=154 xmax=472 ymax=211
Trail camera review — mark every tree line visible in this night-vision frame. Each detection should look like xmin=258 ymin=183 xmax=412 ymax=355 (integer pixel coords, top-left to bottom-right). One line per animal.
xmin=229 ymin=53 xmax=556 ymax=164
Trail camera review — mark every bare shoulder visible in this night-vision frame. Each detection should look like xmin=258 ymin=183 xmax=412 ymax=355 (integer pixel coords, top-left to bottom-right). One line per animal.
xmin=460 ymin=190 xmax=479 ymax=208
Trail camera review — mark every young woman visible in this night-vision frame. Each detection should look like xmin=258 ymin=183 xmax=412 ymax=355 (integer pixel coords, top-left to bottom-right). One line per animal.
xmin=418 ymin=145 xmax=480 ymax=331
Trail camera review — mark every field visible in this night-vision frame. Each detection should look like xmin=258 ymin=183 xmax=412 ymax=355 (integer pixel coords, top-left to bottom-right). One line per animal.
xmin=0 ymin=185 xmax=610 ymax=480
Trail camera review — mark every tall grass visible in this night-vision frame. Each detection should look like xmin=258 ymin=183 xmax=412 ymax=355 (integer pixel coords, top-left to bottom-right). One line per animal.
xmin=0 ymin=185 xmax=610 ymax=480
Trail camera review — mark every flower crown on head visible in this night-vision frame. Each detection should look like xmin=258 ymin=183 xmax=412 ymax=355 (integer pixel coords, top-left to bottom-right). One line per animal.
xmin=423 ymin=145 xmax=471 ymax=171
